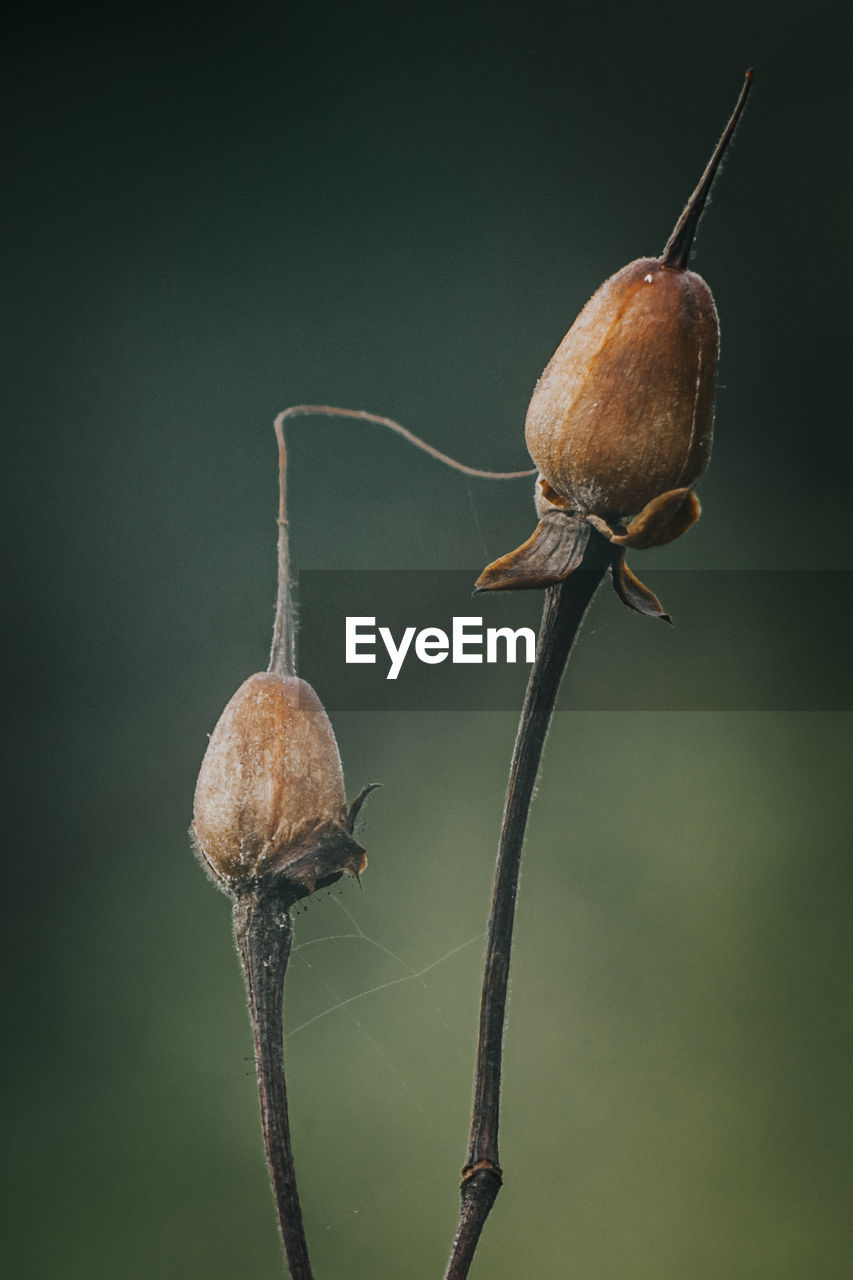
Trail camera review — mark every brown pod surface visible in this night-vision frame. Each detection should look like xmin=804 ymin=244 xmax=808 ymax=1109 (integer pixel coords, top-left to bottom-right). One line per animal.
xmin=524 ymin=258 xmax=719 ymax=519
xmin=193 ymin=671 xmax=353 ymax=894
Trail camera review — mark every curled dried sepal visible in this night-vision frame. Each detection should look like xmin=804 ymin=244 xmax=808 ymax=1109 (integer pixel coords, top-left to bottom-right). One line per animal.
xmin=192 ymin=672 xmax=369 ymax=903
xmin=477 ymin=474 xmax=674 ymax=620
xmin=595 ymin=486 xmax=701 ymax=549
xmin=475 ymin=510 xmax=590 ymax=591
xmin=610 ymin=550 xmax=671 ymax=624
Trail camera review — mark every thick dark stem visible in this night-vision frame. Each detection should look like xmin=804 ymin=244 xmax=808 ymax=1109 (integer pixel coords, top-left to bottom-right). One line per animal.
xmin=443 ymin=541 xmax=613 ymax=1280
xmin=233 ymin=888 xmax=313 ymax=1280
xmin=661 ymin=69 xmax=753 ymax=270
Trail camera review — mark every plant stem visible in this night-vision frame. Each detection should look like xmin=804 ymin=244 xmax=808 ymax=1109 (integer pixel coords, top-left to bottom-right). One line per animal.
xmin=443 ymin=542 xmax=613 ymax=1280
xmin=267 ymin=402 xmax=533 ymax=680
xmin=269 ymin=417 xmax=296 ymax=678
xmin=273 ymin=404 xmax=536 ymax=480
xmin=233 ymin=887 xmax=314 ymax=1280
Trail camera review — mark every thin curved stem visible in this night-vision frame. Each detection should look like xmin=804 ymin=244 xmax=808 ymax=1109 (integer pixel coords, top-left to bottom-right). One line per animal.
xmin=269 ymin=417 xmax=296 ymax=678
xmin=269 ymin=405 xmax=535 ymax=678
xmin=443 ymin=540 xmax=614 ymax=1280
xmin=274 ymin=405 xmax=536 ymax=480
xmin=234 ymin=889 xmax=313 ymax=1280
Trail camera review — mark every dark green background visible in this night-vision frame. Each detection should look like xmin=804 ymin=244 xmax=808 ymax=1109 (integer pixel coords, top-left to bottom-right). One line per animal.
xmin=4 ymin=4 xmax=851 ymax=1277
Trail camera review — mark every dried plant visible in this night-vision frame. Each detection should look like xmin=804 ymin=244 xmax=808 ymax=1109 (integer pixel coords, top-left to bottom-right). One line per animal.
xmin=191 ymin=410 xmax=530 ymax=1277
xmin=444 ymin=70 xmax=753 ymax=1279
xmin=191 ymin=71 xmax=752 ymax=1280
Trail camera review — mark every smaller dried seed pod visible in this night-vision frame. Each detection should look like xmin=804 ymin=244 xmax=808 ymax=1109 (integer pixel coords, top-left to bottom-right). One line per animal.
xmin=477 ymin=72 xmax=753 ymax=620
xmin=192 ymin=671 xmax=370 ymax=904
xmin=190 ymin=417 xmax=379 ymax=1280
xmin=192 ymin=416 xmax=376 ymax=908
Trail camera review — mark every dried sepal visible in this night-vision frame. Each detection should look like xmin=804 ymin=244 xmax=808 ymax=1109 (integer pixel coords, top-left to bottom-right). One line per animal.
xmin=610 ymin=550 xmax=672 ymax=624
xmin=534 ymin=475 xmax=572 ymax=513
xmin=476 ymin=510 xmax=591 ymax=591
xmin=612 ymin=486 xmax=701 ymax=549
xmin=586 ymin=513 xmax=626 ymax=540
xmin=265 ymin=825 xmax=367 ymax=901
xmin=590 ymin=486 xmax=702 ymax=549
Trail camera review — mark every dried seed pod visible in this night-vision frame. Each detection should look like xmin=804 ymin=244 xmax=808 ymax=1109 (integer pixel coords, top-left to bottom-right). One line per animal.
xmin=192 ymin=671 xmax=368 ymax=901
xmin=190 ymin=420 xmax=382 ymax=1276
xmin=525 ymin=257 xmax=718 ymax=523
xmin=478 ymin=72 xmax=753 ymax=618
xmin=192 ymin=416 xmax=376 ymax=906
xmin=192 ymin=398 xmax=532 ymax=903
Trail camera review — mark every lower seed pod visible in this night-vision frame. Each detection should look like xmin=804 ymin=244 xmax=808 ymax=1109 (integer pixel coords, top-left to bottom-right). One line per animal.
xmin=192 ymin=671 xmax=369 ymax=902
xmin=190 ymin=418 xmax=382 ymax=1278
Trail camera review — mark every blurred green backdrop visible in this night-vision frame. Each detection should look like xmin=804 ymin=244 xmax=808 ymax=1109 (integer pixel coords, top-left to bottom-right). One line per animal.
xmin=4 ymin=3 xmax=851 ymax=1278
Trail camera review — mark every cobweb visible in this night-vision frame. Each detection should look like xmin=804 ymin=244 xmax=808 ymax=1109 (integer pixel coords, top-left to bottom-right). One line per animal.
xmin=268 ymin=476 xmax=513 ymax=1254
xmin=289 ymin=895 xmax=484 ymax=1049
xmin=282 ymin=880 xmax=489 ymax=1240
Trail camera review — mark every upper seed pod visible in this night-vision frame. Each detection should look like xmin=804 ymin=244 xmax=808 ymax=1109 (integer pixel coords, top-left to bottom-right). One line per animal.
xmin=478 ymin=72 xmax=753 ymax=618
xmin=524 ymin=256 xmax=718 ymax=521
